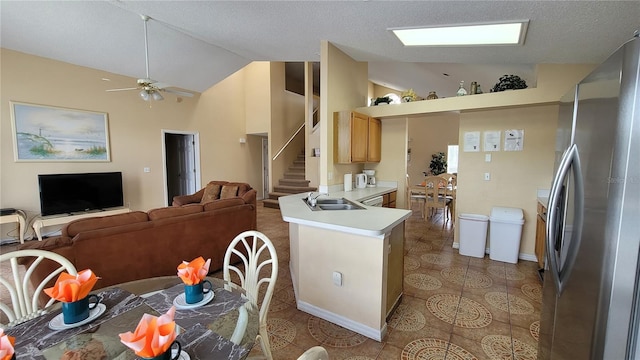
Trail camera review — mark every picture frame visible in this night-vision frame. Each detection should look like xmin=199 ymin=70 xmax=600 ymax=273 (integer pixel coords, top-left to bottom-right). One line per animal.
xmin=10 ymin=101 xmax=111 ymax=162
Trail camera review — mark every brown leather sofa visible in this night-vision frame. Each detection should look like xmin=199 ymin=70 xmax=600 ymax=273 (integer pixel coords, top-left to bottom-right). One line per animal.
xmin=20 ymin=181 xmax=256 ymax=291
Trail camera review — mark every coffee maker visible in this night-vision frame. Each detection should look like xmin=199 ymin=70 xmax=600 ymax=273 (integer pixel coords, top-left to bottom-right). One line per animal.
xmin=363 ymin=169 xmax=376 ymax=187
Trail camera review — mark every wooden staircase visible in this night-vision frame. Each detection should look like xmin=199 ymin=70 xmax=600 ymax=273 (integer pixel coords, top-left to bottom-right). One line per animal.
xmin=263 ymin=152 xmax=316 ymax=209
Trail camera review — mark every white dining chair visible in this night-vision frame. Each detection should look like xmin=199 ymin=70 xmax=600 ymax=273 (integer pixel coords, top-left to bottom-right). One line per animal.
xmin=0 ymin=249 xmax=77 ymax=328
xmin=297 ymin=346 xmax=329 ymax=360
xmin=223 ymin=230 xmax=278 ymax=360
xmin=406 ymin=174 xmax=426 ymax=218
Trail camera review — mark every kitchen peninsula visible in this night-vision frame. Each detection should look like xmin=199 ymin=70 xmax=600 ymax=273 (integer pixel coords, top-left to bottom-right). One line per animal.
xmin=279 ymin=187 xmax=411 ymax=341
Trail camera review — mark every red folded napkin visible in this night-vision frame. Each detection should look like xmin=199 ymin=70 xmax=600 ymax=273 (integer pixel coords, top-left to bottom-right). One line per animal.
xmin=0 ymin=329 xmax=15 ymax=360
xmin=44 ymin=269 xmax=99 ymax=302
xmin=119 ymin=306 xmax=177 ymax=358
xmin=177 ymin=256 xmax=211 ymax=285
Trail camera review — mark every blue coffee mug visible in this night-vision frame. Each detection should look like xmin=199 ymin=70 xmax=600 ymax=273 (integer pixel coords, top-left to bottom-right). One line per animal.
xmin=62 ymin=294 xmax=100 ymax=324
xmin=143 ymin=340 xmax=181 ymax=360
xmin=184 ymin=279 xmax=212 ymax=304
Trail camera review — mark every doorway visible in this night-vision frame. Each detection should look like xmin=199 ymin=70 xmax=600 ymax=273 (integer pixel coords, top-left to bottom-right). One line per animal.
xmin=162 ymin=130 xmax=201 ymax=206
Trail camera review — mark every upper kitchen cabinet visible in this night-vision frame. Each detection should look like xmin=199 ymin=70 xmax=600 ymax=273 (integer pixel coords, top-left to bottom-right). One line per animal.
xmin=334 ymin=111 xmax=381 ymax=163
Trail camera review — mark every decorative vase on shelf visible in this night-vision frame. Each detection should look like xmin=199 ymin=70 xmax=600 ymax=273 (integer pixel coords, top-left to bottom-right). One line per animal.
xmin=426 ymin=91 xmax=438 ymax=100
xmin=456 ymin=81 xmax=467 ymax=96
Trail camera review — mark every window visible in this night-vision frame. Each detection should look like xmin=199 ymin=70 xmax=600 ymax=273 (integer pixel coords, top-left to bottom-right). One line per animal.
xmin=447 ymin=145 xmax=459 ymax=173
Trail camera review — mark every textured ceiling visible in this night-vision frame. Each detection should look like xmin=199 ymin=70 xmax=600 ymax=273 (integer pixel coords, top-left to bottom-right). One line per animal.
xmin=2 ymin=1 xmax=639 ymax=98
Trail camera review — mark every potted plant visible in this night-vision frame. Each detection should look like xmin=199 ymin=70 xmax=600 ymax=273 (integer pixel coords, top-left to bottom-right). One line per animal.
xmin=429 ymin=152 xmax=447 ymax=175
xmin=491 ymin=75 xmax=528 ymax=92
xmin=373 ymin=96 xmax=391 ymax=105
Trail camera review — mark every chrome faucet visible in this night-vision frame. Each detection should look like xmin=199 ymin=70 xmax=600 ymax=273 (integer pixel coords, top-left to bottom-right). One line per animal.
xmin=307 ymin=192 xmax=328 ymax=207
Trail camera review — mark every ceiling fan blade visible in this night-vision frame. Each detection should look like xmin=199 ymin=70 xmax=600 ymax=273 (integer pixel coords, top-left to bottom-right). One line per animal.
xmin=152 ymin=82 xmax=171 ymax=89
xmin=162 ymin=88 xmax=194 ymax=97
xmin=106 ymin=87 xmax=139 ymax=92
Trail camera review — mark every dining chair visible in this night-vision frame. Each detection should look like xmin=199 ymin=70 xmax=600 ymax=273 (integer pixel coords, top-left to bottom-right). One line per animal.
xmin=424 ymin=176 xmax=451 ymax=224
xmin=406 ymin=174 xmax=427 ymax=218
xmin=223 ymin=230 xmax=278 ymax=360
xmin=297 ymin=346 xmax=329 ymax=360
xmin=0 ymin=249 xmax=77 ymax=328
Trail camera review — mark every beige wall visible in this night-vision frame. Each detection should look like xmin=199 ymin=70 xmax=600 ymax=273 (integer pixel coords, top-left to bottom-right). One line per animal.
xmin=456 ymin=105 xmax=559 ymax=258
xmin=320 ymin=41 xmax=368 ymax=189
xmin=0 ymin=49 xmax=266 ymax=240
xmin=407 ymin=112 xmax=460 ymax=186
xmin=244 ymin=62 xmax=271 ymax=135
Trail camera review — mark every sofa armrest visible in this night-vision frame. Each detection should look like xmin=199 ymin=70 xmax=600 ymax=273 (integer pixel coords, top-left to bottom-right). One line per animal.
xmin=172 ymin=188 xmax=205 ymax=206
xmin=241 ymin=189 xmax=257 ymax=207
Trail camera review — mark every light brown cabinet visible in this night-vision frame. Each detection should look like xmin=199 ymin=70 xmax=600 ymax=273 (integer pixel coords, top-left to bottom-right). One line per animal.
xmin=334 ymin=111 xmax=381 ymax=164
xmin=383 ymin=191 xmax=397 ymax=208
xmin=535 ymin=201 xmax=547 ymax=269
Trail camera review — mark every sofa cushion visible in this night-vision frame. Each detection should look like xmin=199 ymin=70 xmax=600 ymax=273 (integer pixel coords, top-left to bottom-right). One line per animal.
xmin=63 ymin=211 xmax=149 ymax=237
xmin=148 ymin=204 xmax=203 ymax=220
xmin=226 ymin=182 xmax=252 ymax=197
xmin=203 ymin=198 xmax=245 ymax=211
xmin=19 ymin=236 xmax=73 ymax=252
xmin=220 ymin=185 xmax=239 ymax=199
xmin=200 ymin=183 xmax=222 ymax=204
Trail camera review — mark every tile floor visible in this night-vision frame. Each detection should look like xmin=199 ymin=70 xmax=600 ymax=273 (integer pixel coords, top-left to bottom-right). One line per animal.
xmin=242 ymin=201 xmax=542 ymax=359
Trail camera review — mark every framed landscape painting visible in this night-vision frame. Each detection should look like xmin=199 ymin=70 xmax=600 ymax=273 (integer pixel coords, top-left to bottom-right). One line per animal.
xmin=10 ymin=101 xmax=111 ymax=162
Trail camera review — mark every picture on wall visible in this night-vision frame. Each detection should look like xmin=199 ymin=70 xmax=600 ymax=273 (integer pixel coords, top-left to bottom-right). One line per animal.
xmin=10 ymin=101 xmax=111 ymax=162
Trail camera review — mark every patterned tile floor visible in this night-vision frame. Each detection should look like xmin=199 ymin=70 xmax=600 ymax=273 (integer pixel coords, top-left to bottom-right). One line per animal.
xmin=244 ymin=201 xmax=542 ymax=359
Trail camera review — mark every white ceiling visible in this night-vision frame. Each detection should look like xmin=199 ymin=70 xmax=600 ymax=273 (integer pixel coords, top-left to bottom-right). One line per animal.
xmin=2 ymin=1 xmax=639 ymax=99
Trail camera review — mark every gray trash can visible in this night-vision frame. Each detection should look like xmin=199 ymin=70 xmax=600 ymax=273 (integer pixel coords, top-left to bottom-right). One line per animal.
xmin=458 ymin=213 xmax=489 ymax=258
xmin=489 ymin=207 xmax=525 ymax=263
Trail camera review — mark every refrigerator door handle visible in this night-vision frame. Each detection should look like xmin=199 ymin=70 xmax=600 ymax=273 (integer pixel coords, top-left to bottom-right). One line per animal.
xmin=546 ymin=144 xmax=585 ymax=296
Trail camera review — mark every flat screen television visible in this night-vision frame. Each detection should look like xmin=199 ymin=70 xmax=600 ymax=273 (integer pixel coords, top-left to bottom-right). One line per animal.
xmin=38 ymin=172 xmax=124 ymax=216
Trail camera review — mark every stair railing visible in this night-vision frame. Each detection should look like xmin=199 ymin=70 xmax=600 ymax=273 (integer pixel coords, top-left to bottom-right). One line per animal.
xmin=272 ymin=107 xmax=318 ymax=161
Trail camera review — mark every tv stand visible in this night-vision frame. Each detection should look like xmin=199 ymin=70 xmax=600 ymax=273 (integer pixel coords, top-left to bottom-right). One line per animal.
xmin=32 ymin=207 xmax=130 ymax=241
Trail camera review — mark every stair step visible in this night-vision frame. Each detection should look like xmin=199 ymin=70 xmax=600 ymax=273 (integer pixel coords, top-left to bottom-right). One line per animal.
xmin=268 ymin=192 xmax=292 ymax=200
xmin=279 ymin=179 xmax=310 ymax=187
xmin=262 ymin=199 xmax=281 ymax=209
xmin=293 ymin=159 xmax=306 ymax=166
xmin=288 ymin=166 xmax=305 ymax=172
xmin=273 ymin=185 xmax=317 ymax=194
xmin=284 ymin=172 xmax=306 ymax=179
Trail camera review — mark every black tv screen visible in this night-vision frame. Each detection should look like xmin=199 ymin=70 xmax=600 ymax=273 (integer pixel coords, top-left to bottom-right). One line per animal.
xmin=38 ymin=172 xmax=124 ymax=216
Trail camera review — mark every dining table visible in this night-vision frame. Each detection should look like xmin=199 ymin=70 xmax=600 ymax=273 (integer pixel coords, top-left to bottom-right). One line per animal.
xmin=5 ymin=276 xmax=259 ymax=360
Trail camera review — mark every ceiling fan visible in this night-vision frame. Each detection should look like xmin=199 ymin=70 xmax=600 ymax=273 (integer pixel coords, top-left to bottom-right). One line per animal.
xmin=106 ymin=15 xmax=193 ymax=101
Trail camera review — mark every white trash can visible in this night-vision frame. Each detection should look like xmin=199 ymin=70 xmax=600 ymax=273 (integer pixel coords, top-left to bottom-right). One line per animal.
xmin=458 ymin=213 xmax=489 ymax=258
xmin=489 ymin=207 xmax=525 ymax=263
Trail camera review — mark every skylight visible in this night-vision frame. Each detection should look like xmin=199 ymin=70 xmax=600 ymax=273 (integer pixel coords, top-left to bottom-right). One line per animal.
xmin=391 ymin=21 xmax=529 ymax=46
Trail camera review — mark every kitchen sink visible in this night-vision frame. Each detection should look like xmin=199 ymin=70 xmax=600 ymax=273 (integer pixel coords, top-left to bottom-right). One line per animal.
xmin=302 ymin=197 xmax=365 ymax=211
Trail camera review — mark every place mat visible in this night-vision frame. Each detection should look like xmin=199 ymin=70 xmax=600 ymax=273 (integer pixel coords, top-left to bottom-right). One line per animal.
xmin=6 ymin=287 xmax=145 ymax=353
xmin=176 ymin=323 xmax=250 ymax=360
xmin=143 ymin=283 xmax=248 ymax=330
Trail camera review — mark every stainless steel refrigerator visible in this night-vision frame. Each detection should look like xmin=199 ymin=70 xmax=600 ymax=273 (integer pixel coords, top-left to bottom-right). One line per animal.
xmin=538 ymin=32 xmax=640 ymax=359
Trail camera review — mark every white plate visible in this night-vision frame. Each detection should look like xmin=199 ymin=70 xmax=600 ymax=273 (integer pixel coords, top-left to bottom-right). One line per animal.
xmin=172 ymin=349 xmax=190 ymax=360
xmin=172 ymin=290 xmax=214 ymax=310
xmin=48 ymin=303 xmax=107 ymax=330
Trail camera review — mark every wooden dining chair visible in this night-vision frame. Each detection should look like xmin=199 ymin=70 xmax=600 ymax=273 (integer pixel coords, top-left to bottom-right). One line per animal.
xmin=406 ymin=174 xmax=427 ymax=218
xmin=223 ymin=230 xmax=278 ymax=360
xmin=297 ymin=346 xmax=329 ymax=360
xmin=424 ymin=176 xmax=451 ymax=224
xmin=0 ymin=249 xmax=77 ymax=328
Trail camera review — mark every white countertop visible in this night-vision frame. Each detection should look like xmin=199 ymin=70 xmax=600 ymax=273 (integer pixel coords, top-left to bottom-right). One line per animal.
xmin=278 ymin=187 xmax=412 ymax=237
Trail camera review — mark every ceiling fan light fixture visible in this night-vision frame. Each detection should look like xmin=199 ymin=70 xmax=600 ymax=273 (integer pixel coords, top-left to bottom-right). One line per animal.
xmin=152 ymin=91 xmax=164 ymax=101
xmin=390 ymin=21 xmax=529 ymax=46
xmin=139 ymin=90 xmax=150 ymax=101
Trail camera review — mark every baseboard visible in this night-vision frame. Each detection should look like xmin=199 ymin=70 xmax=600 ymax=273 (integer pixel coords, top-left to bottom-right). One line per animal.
xmin=296 ymin=299 xmax=387 ymax=341
xmin=452 ymin=242 xmax=537 ymax=263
